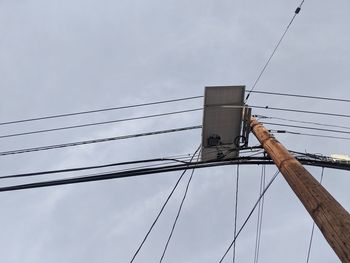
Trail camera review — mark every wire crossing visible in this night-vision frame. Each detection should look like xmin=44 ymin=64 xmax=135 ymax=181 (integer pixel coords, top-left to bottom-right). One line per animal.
xmin=218 ymin=170 xmax=280 ymax=263
xmin=159 ymin=153 xmax=200 ymax=262
xmin=129 ymin=146 xmax=201 ymax=263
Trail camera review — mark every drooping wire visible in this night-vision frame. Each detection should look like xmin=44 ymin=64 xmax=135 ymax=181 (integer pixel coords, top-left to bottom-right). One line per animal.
xmin=254 ymin=165 xmax=266 ymax=263
xmin=159 ymin=150 xmax=201 ymax=262
xmin=218 ymin=170 xmax=280 ymax=263
xmin=245 ymin=0 xmax=306 ymax=102
xmin=306 ymin=167 xmax=324 ymax=263
xmin=129 ymin=146 xmax=201 ymax=263
xmin=232 ymin=164 xmax=240 ymax=263
xmin=0 ymin=108 xmax=202 ymax=140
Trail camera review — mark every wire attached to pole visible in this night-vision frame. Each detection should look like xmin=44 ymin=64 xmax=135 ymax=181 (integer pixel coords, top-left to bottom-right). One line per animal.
xmin=245 ymin=0 xmax=306 ymax=102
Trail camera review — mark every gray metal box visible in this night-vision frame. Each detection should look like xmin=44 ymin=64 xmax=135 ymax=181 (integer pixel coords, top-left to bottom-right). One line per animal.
xmin=201 ymin=86 xmax=246 ymax=161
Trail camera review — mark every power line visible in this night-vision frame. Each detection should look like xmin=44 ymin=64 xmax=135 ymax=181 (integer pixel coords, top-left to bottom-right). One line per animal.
xmin=262 ymin=122 xmax=350 ymax=135
xmin=3 ymin=103 xmax=350 ymax=142
xmin=251 ymin=105 xmax=350 ymax=119
xmin=0 ymin=147 xmax=261 ymax=180
xmin=0 ymin=108 xmax=202 ymax=140
xmin=0 ymin=156 xmax=349 ymax=193
xmin=270 ymin=129 xmax=350 ymax=141
xmin=306 ymin=167 xmax=324 ymax=263
xmin=254 ymin=165 xmax=266 ymax=263
xmin=0 ymin=157 xmax=189 ymax=180
xmin=0 ymin=125 xmax=202 ymax=156
xmin=0 ymin=158 xmax=274 ymax=193
xmin=0 ymin=95 xmax=203 ymax=126
xmin=159 ymin=153 xmax=200 ymax=262
xmin=257 ymin=115 xmax=350 ymax=131
xmin=129 ymin=146 xmax=201 ymax=263
xmin=245 ymin=0 xmax=306 ymax=101
xmin=218 ymin=170 xmax=280 ymax=263
xmin=2 ymin=90 xmax=350 ymax=131
xmin=232 ymin=165 xmax=240 ymax=263
xmin=250 ymin=90 xmax=350 ymax=103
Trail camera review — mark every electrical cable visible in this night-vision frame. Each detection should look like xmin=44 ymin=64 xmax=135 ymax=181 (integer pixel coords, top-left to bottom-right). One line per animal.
xmin=250 ymin=105 xmax=350 ymax=119
xmin=306 ymin=167 xmax=324 ymax=263
xmin=0 ymin=157 xmax=348 ymax=193
xmin=262 ymin=122 xmax=350 ymax=135
xmin=0 ymin=96 xmax=203 ymax=126
xmin=0 ymin=157 xmax=275 ymax=193
xmin=0 ymin=108 xmax=202 ymax=139
xmin=2 ymin=89 xmax=350 ymax=129
xmin=0 ymin=125 xmax=202 ymax=156
xmin=253 ymin=165 xmax=266 ymax=263
xmin=4 ymin=102 xmax=350 ymax=144
xmin=270 ymin=130 xmax=350 ymax=141
xmin=159 ymin=151 xmax=201 ymax=262
xmin=218 ymin=170 xmax=280 ymax=263
xmin=256 ymin=115 xmax=350 ymax=131
xmin=0 ymin=147 xmax=262 ymax=180
xmin=245 ymin=0 xmax=306 ymax=102
xmin=212 ymin=104 xmax=350 ymax=119
xmin=0 ymin=157 xmax=190 ymax=180
xmin=232 ymin=164 xmax=240 ymax=263
xmin=250 ymin=90 xmax=350 ymax=103
xmin=129 ymin=146 xmax=201 ymax=263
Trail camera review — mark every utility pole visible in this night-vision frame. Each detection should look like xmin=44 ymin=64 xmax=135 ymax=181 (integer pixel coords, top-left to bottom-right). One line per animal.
xmin=250 ymin=117 xmax=350 ymax=263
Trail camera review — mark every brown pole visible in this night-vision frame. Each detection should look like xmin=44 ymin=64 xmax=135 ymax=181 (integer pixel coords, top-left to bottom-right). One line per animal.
xmin=250 ymin=117 xmax=350 ymax=262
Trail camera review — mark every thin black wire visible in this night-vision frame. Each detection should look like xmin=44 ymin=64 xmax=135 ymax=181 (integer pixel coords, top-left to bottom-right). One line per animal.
xmin=159 ymin=152 xmax=201 ymax=262
xmin=218 ymin=170 xmax=280 ymax=263
xmin=257 ymin=115 xmax=350 ymax=131
xmin=0 ymin=108 xmax=202 ymax=139
xmin=0 ymin=147 xmax=262 ymax=180
xmin=0 ymin=125 xmax=202 ymax=156
xmin=271 ymin=130 xmax=350 ymax=141
xmin=262 ymin=122 xmax=350 ymax=135
xmin=250 ymin=90 xmax=350 ymax=103
xmin=254 ymin=168 xmax=264 ymax=263
xmin=2 ymin=88 xmax=350 ymax=128
xmin=0 ymin=158 xmax=190 ymax=180
xmin=0 ymin=96 xmax=203 ymax=126
xmin=251 ymin=105 xmax=350 ymax=119
xmin=129 ymin=146 xmax=201 ymax=263
xmin=232 ymin=164 xmax=240 ymax=263
xmin=306 ymin=167 xmax=324 ymax=263
xmin=0 ymin=157 xmax=349 ymax=193
xmin=0 ymin=158 xmax=275 ymax=193
xmin=245 ymin=0 xmax=306 ymax=102
xmin=254 ymin=165 xmax=266 ymax=263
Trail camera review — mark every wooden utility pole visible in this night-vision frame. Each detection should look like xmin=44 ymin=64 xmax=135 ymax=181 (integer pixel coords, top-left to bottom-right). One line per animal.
xmin=250 ymin=117 xmax=350 ymax=263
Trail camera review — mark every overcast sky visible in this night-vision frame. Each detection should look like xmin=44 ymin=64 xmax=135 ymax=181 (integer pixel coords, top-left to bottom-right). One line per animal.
xmin=0 ymin=0 xmax=349 ymax=262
